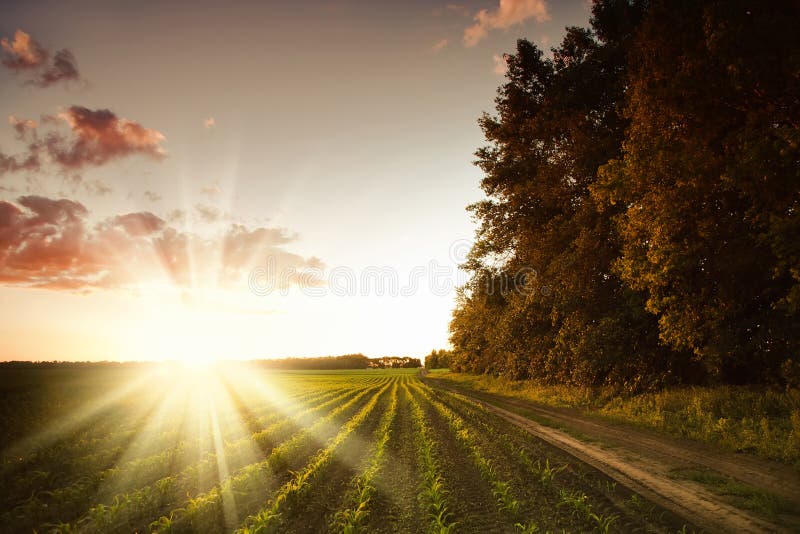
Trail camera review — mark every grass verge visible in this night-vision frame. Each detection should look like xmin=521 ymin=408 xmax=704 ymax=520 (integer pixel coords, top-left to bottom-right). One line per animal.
xmin=428 ymin=372 xmax=800 ymax=467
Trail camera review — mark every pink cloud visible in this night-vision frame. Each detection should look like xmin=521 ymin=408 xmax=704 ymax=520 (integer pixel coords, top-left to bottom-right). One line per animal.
xmin=49 ymin=106 xmax=166 ymax=169
xmin=0 ymin=29 xmax=80 ymax=87
xmin=464 ymin=0 xmax=550 ymax=47
xmin=0 ymin=196 xmax=322 ymax=291
xmin=204 ymin=117 xmax=216 ymax=129
xmin=9 ymin=116 xmax=38 ymax=139
xmin=0 ymin=30 xmax=46 ymax=69
xmin=0 ymin=107 xmax=167 ymax=179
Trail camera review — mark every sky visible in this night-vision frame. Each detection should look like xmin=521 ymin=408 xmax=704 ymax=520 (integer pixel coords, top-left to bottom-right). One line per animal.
xmin=0 ymin=0 xmax=592 ymax=362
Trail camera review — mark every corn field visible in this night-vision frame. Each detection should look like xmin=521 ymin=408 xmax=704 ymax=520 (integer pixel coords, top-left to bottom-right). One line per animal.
xmin=0 ymin=367 xmax=688 ymax=533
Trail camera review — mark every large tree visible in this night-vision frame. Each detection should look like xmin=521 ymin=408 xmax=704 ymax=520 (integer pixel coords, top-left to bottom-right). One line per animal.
xmin=451 ymin=0 xmax=798 ymax=388
xmin=595 ymin=0 xmax=800 ymax=383
xmin=451 ymin=1 xmax=693 ymax=390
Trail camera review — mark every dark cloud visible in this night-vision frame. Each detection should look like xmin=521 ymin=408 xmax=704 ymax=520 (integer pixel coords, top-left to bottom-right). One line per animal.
xmin=0 ymin=107 xmax=166 ymax=179
xmin=47 ymin=106 xmax=166 ymax=169
xmin=34 ymin=49 xmax=80 ymax=87
xmin=0 ymin=195 xmax=321 ymax=291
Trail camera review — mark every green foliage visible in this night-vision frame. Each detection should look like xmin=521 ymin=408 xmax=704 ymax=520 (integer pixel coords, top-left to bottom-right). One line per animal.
xmin=594 ymin=0 xmax=800 ymax=383
xmin=425 ymin=349 xmax=453 ymax=370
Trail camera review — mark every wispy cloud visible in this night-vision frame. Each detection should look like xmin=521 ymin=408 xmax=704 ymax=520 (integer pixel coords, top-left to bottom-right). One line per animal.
xmin=201 ymin=185 xmax=221 ymax=196
xmin=0 ymin=29 xmax=81 ymax=87
xmin=144 ymin=190 xmax=162 ymax=202
xmin=195 ymin=203 xmax=222 ymax=223
xmin=431 ymin=38 xmax=449 ymax=54
xmin=464 ymin=0 xmax=550 ymax=47
xmin=433 ymin=3 xmax=470 ymax=17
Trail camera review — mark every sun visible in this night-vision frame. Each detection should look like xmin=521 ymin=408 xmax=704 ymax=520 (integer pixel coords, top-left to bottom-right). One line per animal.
xmin=132 ymin=296 xmax=228 ymax=366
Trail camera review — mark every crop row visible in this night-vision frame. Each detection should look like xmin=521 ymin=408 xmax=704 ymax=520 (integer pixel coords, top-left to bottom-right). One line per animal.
xmin=331 ymin=381 xmax=400 ymax=532
xmin=423 ymin=386 xmax=627 ymax=533
xmin=2 ymin=382 xmax=352 ymax=518
xmin=238 ymin=381 xmax=396 ymax=532
xmin=59 ymin=380 xmax=388 ymax=533
xmin=151 ymin=380 xmax=391 ymax=533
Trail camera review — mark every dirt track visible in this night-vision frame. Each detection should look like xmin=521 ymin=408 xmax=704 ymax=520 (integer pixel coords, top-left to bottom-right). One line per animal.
xmin=425 ymin=377 xmax=800 ymax=533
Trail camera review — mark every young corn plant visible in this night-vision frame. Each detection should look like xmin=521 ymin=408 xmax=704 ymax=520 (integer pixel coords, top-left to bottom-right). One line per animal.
xmin=413 ymin=384 xmax=524 ymax=521
xmin=333 ymin=383 xmax=398 ymax=532
xmin=589 ymin=511 xmax=619 ymax=534
xmin=515 ymin=521 xmax=540 ymax=533
xmin=155 ymin=382 xmax=388 ymax=534
xmin=557 ymin=489 xmax=593 ymax=521
xmin=238 ymin=383 xmax=389 ymax=533
xmin=407 ymin=385 xmax=456 ymax=534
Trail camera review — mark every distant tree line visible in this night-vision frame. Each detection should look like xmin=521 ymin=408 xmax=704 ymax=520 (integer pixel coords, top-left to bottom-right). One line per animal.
xmin=450 ymin=0 xmax=800 ymax=390
xmin=0 ymin=356 xmax=423 ymax=371
xmin=425 ymin=349 xmax=454 ymax=369
xmin=252 ymin=354 xmax=421 ymax=370
xmin=0 ymin=361 xmax=152 ymax=368
xmin=252 ymin=354 xmax=371 ymax=370
xmin=368 ymin=356 xmax=423 ymax=369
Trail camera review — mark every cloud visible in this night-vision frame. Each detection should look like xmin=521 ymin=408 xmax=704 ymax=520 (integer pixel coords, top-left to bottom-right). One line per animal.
xmin=195 ymin=203 xmax=221 ymax=223
xmin=144 ymin=190 xmax=162 ymax=202
xmin=35 ymin=49 xmax=80 ymax=87
xmin=112 ymin=212 xmax=166 ymax=236
xmin=204 ymin=117 xmax=216 ymax=129
xmin=0 ymin=29 xmax=80 ymax=87
xmin=433 ymin=3 xmax=470 ymax=17
xmin=48 ymin=106 xmax=166 ymax=169
xmin=0 ymin=150 xmax=40 ymax=175
xmin=0 ymin=107 xmax=166 ymax=179
xmin=1 ymin=116 xmax=42 ymax=174
xmin=9 ymin=116 xmax=38 ymax=139
xmin=493 ymin=53 xmax=508 ymax=75
xmin=0 ymin=30 xmax=46 ymax=69
xmin=201 ymin=185 xmax=222 ymax=196
xmin=463 ymin=0 xmax=550 ymax=47
xmin=431 ymin=39 xmax=449 ymax=53
xmin=0 ymin=195 xmax=322 ymax=291
xmin=166 ymin=209 xmax=186 ymax=224
xmin=84 ymin=179 xmax=112 ymax=196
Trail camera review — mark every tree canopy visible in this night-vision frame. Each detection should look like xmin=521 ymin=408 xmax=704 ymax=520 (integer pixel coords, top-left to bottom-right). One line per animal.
xmin=450 ymin=0 xmax=800 ymax=390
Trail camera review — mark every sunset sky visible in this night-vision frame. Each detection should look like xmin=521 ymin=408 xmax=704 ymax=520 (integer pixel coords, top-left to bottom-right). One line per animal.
xmin=0 ymin=0 xmax=591 ymax=362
